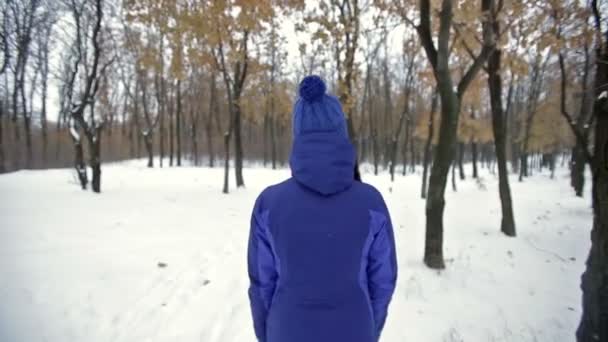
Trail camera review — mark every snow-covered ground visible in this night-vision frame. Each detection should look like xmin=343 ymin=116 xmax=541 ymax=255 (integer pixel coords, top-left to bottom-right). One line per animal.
xmin=0 ymin=162 xmax=592 ymax=342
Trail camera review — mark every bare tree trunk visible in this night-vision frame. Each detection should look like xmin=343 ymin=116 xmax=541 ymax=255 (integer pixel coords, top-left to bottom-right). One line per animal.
xmin=90 ymin=129 xmax=102 ymax=193
xmin=24 ymin=61 xmax=35 ymax=169
xmin=389 ymin=114 xmax=405 ymax=182
xmin=23 ymin=103 xmax=32 ymax=168
xmin=519 ymin=153 xmax=527 ymax=180
xmin=144 ymin=132 xmax=153 ymax=167
xmin=40 ymin=29 xmax=50 ymax=167
xmin=549 ymin=152 xmax=556 ymax=179
xmin=0 ymin=108 xmax=5 ymax=173
xmin=263 ymin=114 xmax=269 ymax=167
xmin=156 ymin=38 xmax=166 ymax=168
xmin=71 ymin=124 xmax=88 ymax=189
xmin=187 ymin=79 xmax=199 ymax=166
xmin=486 ymin=19 xmax=516 ymax=236
xmin=451 ymin=159 xmax=457 ymax=192
xmin=370 ymin=79 xmax=379 ymax=176
xmin=159 ymin=96 xmax=165 ymax=168
xmin=577 ymin=5 xmax=608 ymax=334
xmin=471 ymin=141 xmax=479 ymax=178
xmin=190 ymin=105 xmax=199 ymax=167
xmin=425 ymin=85 xmax=458 ymax=269
xmin=176 ymin=79 xmax=182 ymax=167
xmin=458 ymin=142 xmax=465 ymax=180
xmin=168 ymin=85 xmax=174 ymax=167
xmin=520 ymin=55 xmax=547 ymax=181
xmin=222 ymin=130 xmax=231 ymax=194
xmin=55 ymin=110 xmax=63 ymax=163
xmin=570 ymin=43 xmax=592 ymax=197
xmin=270 ymin=116 xmax=277 ymax=170
xmin=410 ymin=134 xmax=416 ymax=173
xmin=417 ymin=0 xmax=494 ymax=269
xmin=128 ymin=97 xmax=136 ymax=159
xmin=389 ymin=61 xmax=413 ymax=181
xmin=421 ymin=92 xmax=438 ymax=199
xmin=577 ymin=101 xmax=608 ymax=341
xmin=206 ymin=75 xmax=217 ymax=167
xmin=572 ymin=145 xmax=586 ymax=196
xmin=402 ymin=119 xmax=409 ymax=176
xmin=234 ymin=95 xmax=244 ymax=187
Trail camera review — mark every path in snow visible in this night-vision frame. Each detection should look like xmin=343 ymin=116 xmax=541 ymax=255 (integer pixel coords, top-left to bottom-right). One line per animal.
xmin=0 ymin=162 xmax=592 ymax=341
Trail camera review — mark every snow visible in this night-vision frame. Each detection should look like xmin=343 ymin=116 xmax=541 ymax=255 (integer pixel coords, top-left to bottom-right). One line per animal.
xmin=0 ymin=162 xmax=592 ymax=342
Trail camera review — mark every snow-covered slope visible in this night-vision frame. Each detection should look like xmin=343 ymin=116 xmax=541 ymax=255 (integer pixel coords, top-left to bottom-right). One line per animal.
xmin=0 ymin=163 xmax=592 ymax=341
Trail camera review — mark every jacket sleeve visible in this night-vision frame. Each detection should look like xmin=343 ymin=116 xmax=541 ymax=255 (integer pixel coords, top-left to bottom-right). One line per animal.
xmin=247 ymin=196 xmax=278 ymax=342
xmin=368 ymin=201 xmax=398 ymax=340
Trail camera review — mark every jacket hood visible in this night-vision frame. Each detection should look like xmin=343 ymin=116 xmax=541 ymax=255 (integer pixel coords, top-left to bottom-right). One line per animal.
xmin=289 ymin=132 xmax=355 ymax=196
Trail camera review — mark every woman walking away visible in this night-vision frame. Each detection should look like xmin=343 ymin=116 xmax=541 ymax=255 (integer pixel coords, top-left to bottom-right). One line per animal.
xmin=247 ymin=75 xmax=398 ymax=342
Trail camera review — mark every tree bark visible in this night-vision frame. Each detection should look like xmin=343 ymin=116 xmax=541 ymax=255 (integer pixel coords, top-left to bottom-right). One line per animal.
xmin=472 ymin=141 xmax=479 ymax=178
xmin=577 ymin=17 xmax=608 ymax=337
xmin=520 ymin=55 xmax=547 ymax=181
xmin=370 ymin=79 xmax=379 ymax=175
xmin=71 ymin=125 xmax=88 ymax=190
xmin=402 ymin=119 xmax=409 ymax=176
xmin=39 ymin=26 xmax=50 ymax=167
xmin=263 ymin=114 xmax=269 ymax=167
xmin=410 ymin=124 xmax=417 ymax=173
xmin=90 ymin=129 xmax=102 ymax=193
xmin=144 ymin=132 xmax=153 ymax=168
xmin=168 ymin=85 xmax=174 ymax=167
xmin=577 ymin=100 xmax=608 ymax=342
xmin=486 ymin=30 xmax=516 ymax=237
xmin=222 ymin=131 xmax=231 ymax=194
xmin=421 ymin=91 xmax=438 ymax=199
xmin=562 ymin=40 xmax=592 ymax=198
xmin=270 ymin=116 xmax=277 ymax=170
xmin=207 ymin=74 xmax=217 ymax=168
xmin=389 ymin=59 xmax=414 ymax=182
xmin=23 ymin=106 xmax=32 ymax=168
xmin=519 ymin=152 xmax=528 ymax=181
xmin=156 ymin=38 xmax=166 ymax=168
xmin=176 ymin=79 xmax=182 ymax=167
xmin=572 ymin=145 xmax=586 ymax=196
xmin=0 ymin=107 xmax=5 ymax=173
xmin=458 ymin=142 xmax=465 ymax=180
xmin=24 ymin=58 xmax=37 ymax=169
xmin=234 ymin=97 xmax=244 ymax=187
xmin=451 ymin=159 xmax=457 ymax=192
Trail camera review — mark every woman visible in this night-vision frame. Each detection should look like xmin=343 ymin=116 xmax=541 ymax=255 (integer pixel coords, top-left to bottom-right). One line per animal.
xmin=247 ymin=75 xmax=397 ymax=342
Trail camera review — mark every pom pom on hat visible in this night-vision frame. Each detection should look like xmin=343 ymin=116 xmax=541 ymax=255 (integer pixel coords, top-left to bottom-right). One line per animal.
xmin=298 ymin=75 xmax=326 ymax=102
xmin=292 ymin=75 xmax=348 ymax=139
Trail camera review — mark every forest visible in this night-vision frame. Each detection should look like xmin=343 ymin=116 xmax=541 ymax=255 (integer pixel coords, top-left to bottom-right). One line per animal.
xmin=0 ymin=0 xmax=607 ymax=341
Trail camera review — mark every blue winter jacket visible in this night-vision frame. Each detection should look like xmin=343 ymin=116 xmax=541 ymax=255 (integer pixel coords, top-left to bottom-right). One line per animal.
xmin=247 ymin=131 xmax=398 ymax=342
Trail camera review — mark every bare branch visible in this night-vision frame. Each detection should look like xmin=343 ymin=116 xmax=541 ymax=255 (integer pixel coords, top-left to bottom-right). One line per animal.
xmin=417 ymin=0 xmax=438 ymax=70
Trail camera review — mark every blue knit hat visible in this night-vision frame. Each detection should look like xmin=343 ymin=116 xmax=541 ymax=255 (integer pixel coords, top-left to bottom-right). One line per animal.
xmin=292 ymin=75 xmax=348 ymax=139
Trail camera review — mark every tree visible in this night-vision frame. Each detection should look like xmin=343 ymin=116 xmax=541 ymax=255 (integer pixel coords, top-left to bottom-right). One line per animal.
xmin=421 ymin=90 xmax=438 ymax=199
xmin=0 ymin=2 xmax=9 ymax=173
xmin=7 ymin=0 xmax=41 ymax=168
xmin=389 ymin=36 xmax=417 ymax=182
xmin=484 ymin=0 xmax=517 ymax=236
xmin=576 ymin=0 xmax=608 ymax=339
xmin=410 ymin=0 xmax=495 ymax=269
xmin=549 ymin=0 xmax=595 ymax=197
xmin=33 ymin=6 xmax=55 ymax=166
xmin=519 ymin=53 xmax=549 ymax=181
xmin=305 ymin=0 xmax=365 ymax=142
xmin=63 ymin=0 xmax=114 ymax=193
